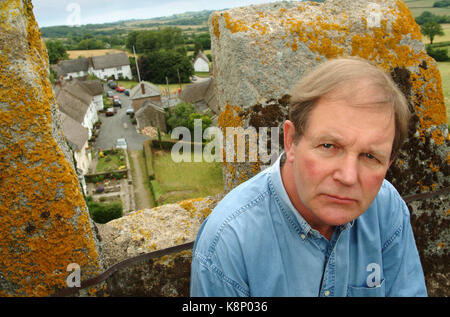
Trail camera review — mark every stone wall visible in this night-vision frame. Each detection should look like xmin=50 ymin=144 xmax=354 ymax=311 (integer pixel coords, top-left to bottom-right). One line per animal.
xmin=0 ymin=0 xmax=104 ymax=296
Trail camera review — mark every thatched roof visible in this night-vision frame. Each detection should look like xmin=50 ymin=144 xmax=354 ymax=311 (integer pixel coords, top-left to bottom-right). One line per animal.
xmin=55 ymin=80 xmax=93 ymax=123
xmin=60 ymin=112 xmax=89 ymax=151
xmin=52 ymin=58 xmax=89 ymax=76
xmin=92 ymin=53 xmax=129 ymax=70
xmin=180 ymin=78 xmax=218 ymax=115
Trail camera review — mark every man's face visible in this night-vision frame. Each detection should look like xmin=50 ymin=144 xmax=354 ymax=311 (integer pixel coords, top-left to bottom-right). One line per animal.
xmin=285 ymin=79 xmax=395 ymax=228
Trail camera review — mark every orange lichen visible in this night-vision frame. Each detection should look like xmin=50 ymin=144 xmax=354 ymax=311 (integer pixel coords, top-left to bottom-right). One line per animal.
xmin=217 ymin=102 xmax=243 ymax=129
xmin=223 ymin=12 xmax=249 ymax=33
xmin=429 ymin=162 xmax=441 ymax=173
xmin=0 ymin=0 xmax=101 ymax=296
xmin=211 ymin=14 xmax=221 ymax=39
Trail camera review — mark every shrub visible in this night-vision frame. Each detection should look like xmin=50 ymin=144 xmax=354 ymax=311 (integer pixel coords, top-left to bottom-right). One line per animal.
xmin=150 ymin=180 xmax=163 ymax=205
xmin=88 ymin=202 xmax=123 ymax=224
xmin=426 ymin=44 xmax=450 ymax=61
xmin=143 ymin=140 xmax=155 ymax=180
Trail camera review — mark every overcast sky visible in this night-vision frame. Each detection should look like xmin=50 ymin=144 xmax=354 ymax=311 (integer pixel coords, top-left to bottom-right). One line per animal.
xmin=32 ymin=0 xmax=276 ymax=27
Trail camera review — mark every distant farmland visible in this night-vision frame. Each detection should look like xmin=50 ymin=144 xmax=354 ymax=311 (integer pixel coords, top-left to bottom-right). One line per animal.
xmin=67 ymin=49 xmax=133 ymax=59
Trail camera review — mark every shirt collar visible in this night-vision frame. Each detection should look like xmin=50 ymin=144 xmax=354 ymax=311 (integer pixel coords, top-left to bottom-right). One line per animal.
xmin=267 ymin=153 xmax=354 ymax=237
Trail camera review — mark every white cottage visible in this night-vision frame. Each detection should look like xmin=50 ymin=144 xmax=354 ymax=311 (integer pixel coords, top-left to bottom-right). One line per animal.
xmin=54 ymin=80 xmax=99 ymax=139
xmin=90 ymin=53 xmax=132 ymax=80
xmin=193 ymin=51 xmax=210 ymax=73
xmin=52 ymin=52 xmax=132 ymax=81
xmin=78 ymin=80 xmax=104 ymax=111
xmin=59 ymin=111 xmax=91 ymax=176
xmin=52 ymin=58 xmax=89 ymax=80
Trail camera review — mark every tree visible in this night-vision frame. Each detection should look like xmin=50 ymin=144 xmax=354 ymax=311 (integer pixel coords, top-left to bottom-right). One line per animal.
xmin=45 ymin=40 xmax=69 ymax=64
xmin=433 ymin=0 xmax=450 ymax=8
xmin=138 ymin=50 xmax=193 ymax=84
xmin=421 ymin=21 xmax=444 ymax=44
xmin=166 ymin=103 xmax=196 ymax=132
xmin=188 ymin=113 xmax=212 ymax=137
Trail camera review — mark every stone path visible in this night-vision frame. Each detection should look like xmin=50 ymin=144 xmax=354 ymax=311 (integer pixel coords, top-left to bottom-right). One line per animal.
xmin=129 ymin=150 xmax=155 ymax=211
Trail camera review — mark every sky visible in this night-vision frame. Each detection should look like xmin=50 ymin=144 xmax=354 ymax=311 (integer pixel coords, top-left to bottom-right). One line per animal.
xmin=32 ymin=0 xmax=276 ymax=27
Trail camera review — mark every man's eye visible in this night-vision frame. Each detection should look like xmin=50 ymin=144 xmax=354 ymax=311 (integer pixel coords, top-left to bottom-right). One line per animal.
xmin=321 ymin=144 xmax=333 ymax=149
xmin=364 ymin=153 xmax=376 ymax=160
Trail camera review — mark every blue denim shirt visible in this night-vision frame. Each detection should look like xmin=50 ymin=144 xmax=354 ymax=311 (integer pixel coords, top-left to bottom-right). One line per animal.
xmin=190 ymin=154 xmax=427 ymax=297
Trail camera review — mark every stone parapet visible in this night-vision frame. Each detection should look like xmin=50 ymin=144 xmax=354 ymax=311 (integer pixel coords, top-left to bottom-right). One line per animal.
xmin=0 ymin=0 xmax=103 ymax=296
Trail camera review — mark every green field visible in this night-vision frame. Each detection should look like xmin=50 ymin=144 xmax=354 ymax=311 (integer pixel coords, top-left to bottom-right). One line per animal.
xmin=405 ymin=0 xmax=450 ymax=17
xmin=151 ymin=150 xmax=223 ymax=205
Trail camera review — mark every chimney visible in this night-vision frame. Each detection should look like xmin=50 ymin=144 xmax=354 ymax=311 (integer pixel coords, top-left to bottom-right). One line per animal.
xmin=141 ymin=82 xmax=145 ymax=95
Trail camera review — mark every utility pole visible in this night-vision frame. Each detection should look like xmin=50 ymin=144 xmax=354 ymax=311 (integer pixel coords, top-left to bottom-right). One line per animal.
xmin=166 ymin=76 xmax=170 ymax=107
xmin=133 ymin=46 xmax=141 ymax=83
xmin=177 ymin=68 xmax=181 ymax=91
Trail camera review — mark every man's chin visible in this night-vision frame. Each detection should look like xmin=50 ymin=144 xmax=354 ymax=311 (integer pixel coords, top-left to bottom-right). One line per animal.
xmin=312 ymin=204 xmax=363 ymax=227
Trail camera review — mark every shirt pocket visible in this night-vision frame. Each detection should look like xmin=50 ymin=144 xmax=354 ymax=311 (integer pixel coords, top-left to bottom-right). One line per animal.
xmin=347 ymin=279 xmax=386 ymax=297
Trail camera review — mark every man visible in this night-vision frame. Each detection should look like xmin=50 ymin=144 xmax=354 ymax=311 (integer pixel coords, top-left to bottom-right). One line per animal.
xmin=190 ymin=58 xmax=427 ymax=297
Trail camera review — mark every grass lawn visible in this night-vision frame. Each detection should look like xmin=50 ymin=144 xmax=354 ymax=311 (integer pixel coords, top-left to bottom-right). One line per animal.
xmin=195 ymin=72 xmax=211 ymax=78
xmin=118 ymin=80 xmax=191 ymax=94
xmin=117 ymin=80 xmax=139 ymax=89
xmin=151 ymin=149 xmax=223 ymax=205
xmin=96 ymin=149 xmax=127 ymax=173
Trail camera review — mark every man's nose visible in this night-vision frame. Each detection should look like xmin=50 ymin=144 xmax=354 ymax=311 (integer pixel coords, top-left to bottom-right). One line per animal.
xmin=333 ymin=155 xmax=358 ymax=186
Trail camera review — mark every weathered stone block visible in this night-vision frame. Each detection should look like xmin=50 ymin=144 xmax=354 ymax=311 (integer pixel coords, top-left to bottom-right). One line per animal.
xmin=95 ymin=196 xmax=220 ymax=296
xmin=0 ymin=0 xmax=103 ymax=296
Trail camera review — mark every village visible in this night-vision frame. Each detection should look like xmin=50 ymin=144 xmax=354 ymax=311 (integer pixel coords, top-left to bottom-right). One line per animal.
xmin=50 ymin=49 xmax=222 ymax=222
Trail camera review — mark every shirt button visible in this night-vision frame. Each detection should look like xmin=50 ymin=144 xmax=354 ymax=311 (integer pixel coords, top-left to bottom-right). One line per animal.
xmin=324 ymin=290 xmax=330 ymax=296
xmin=300 ymin=234 xmax=306 ymax=240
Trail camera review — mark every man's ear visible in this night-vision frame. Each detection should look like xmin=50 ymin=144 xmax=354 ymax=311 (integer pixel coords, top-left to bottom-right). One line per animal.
xmin=284 ymin=120 xmax=297 ymax=163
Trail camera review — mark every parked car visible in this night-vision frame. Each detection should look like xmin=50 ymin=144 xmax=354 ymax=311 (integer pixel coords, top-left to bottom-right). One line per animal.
xmin=115 ymin=138 xmax=127 ymax=150
xmin=115 ymin=86 xmax=125 ymax=92
xmin=106 ymin=107 xmax=116 ymax=116
xmin=124 ymin=89 xmax=130 ymax=96
xmin=113 ymin=99 xmax=122 ymax=108
xmin=126 ymin=107 xmax=134 ymax=115
xmin=106 ymin=91 xmax=114 ymax=98
xmin=108 ymin=81 xmax=117 ymax=89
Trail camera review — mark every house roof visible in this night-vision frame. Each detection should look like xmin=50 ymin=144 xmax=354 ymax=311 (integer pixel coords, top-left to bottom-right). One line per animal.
xmin=53 ymin=58 xmax=89 ymax=76
xmin=180 ymin=78 xmax=218 ymax=114
xmin=194 ymin=51 xmax=210 ymax=65
xmin=130 ymin=81 xmax=161 ymax=100
xmin=78 ymin=80 xmax=103 ymax=96
xmin=135 ymin=100 xmax=165 ymax=129
xmin=60 ymin=112 xmax=89 ymax=151
xmin=92 ymin=52 xmax=130 ymax=70
xmin=55 ymin=81 xmax=93 ymax=123
xmin=136 ymin=100 xmax=165 ymax=116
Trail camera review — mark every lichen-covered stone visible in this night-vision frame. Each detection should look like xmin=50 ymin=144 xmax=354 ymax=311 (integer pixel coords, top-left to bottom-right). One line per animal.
xmin=97 ymin=196 xmax=218 ymax=267
xmin=211 ymin=0 xmax=449 ymax=296
xmin=95 ymin=195 xmax=219 ymax=296
xmin=0 ymin=0 xmax=103 ymax=296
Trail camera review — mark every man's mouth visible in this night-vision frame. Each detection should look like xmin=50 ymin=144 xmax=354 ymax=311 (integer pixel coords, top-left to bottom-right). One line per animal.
xmin=323 ymin=194 xmax=357 ymax=204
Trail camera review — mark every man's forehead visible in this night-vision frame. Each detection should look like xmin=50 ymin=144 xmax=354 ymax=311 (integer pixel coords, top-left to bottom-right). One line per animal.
xmin=323 ymin=78 xmax=390 ymax=105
